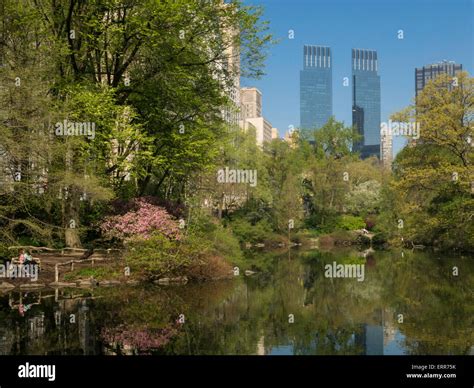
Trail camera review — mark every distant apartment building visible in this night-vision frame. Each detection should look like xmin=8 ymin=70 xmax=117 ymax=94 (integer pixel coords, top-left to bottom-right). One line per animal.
xmin=300 ymin=45 xmax=333 ymax=130
xmin=240 ymin=117 xmax=273 ymax=147
xmin=271 ymin=127 xmax=279 ymax=140
xmin=239 ymin=87 xmax=273 ymax=146
xmin=352 ymin=48 xmax=381 ymax=159
xmin=380 ymin=129 xmax=392 ymax=169
xmin=415 ymin=60 xmax=462 ymax=97
xmin=219 ymin=2 xmax=241 ymax=125
xmin=223 ymin=40 xmax=240 ymax=124
xmin=240 ymin=88 xmax=262 ymax=120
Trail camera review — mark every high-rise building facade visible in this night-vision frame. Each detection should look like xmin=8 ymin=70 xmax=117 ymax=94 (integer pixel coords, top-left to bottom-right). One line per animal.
xmin=271 ymin=127 xmax=279 ymax=140
xmin=415 ymin=61 xmax=462 ymax=96
xmin=219 ymin=1 xmax=240 ymax=125
xmin=240 ymin=88 xmax=262 ymax=120
xmin=380 ymin=129 xmax=392 ymax=170
xmin=300 ymin=45 xmax=332 ymax=130
xmin=240 ymin=117 xmax=273 ymax=147
xmin=238 ymin=87 xmax=273 ymax=147
xmin=352 ymin=48 xmax=381 ymax=159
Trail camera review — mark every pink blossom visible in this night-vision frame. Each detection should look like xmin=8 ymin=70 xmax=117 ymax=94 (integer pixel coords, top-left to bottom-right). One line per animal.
xmin=100 ymin=198 xmax=181 ymax=241
xmin=101 ymin=325 xmax=178 ymax=354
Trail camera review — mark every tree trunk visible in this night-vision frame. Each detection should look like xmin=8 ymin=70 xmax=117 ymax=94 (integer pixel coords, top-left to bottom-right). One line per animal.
xmin=64 ymin=186 xmax=82 ymax=248
xmin=218 ymin=192 xmax=224 ymax=219
xmin=65 ymin=228 xmax=82 ymax=248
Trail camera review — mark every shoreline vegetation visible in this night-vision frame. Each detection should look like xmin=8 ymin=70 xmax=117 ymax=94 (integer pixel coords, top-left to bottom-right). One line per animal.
xmin=0 ymin=2 xmax=472 ymax=290
xmin=0 ymin=223 xmax=468 ymax=291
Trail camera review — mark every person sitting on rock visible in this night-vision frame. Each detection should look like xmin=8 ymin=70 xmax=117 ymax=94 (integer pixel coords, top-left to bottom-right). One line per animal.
xmin=24 ymin=250 xmax=39 ymax=267
xmin=24 ymin=250 xmax=33 ymax=262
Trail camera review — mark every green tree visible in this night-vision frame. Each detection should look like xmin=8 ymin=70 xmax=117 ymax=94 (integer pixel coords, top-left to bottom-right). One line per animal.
xmin=0 ymin=0 xmax=273 ymax=248
xmin=381 ymin=72 xmax=473 ymax=250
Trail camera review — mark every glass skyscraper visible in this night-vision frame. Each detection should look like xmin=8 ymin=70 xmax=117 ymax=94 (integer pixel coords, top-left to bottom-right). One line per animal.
xmin=352 ymin=48 xmax=381 ymax=159
xmin=300 ymin=45 xmax=332 ymax=130
xmin=415 ymin=60 xmax=462 ymax=96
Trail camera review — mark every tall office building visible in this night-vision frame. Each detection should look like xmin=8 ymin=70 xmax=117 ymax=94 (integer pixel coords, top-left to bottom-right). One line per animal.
xmin=380 ymin=129 xmax=392 ymax=170
xmin=240 ymin=88 xmax=262 ymax=120
xmin=218 ymin=1 xmax=240 ymax=125
xmin=238 ymin=87 xmax=273 ymax=146
xmin=352 ymin=48 xmax=381 ymax=159
xmin=415 ymin=61 xmax=462 ymax=96
xmin=300 ymin=45 xmax=332 ymax=130
xmin=271 ymin=127 xmax=279 ymax=140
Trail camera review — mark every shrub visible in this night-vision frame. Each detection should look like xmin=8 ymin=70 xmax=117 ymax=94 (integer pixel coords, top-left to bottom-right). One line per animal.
xmin=356 ymin=234 xmax=372 ymax=246
xmin=330 ymin=230 xmax=356 ymax=244
xmin=100 ymin=197 xmax=180 ymax=241
xmin=64 ymin=267 xmax=120 ymax=281
xmin=335 ymin=215 xmax=366 ymax=231
xmin=229 ymin=218 xmax=274 ymax=243
xmin=124 ymin=234 xmax=189 ymax=279
xmin=372 ymin=232 xmax=388 ymax=248
xmin=305 ymin=213 xmax=336 ymax=231
xmin=209 ymin=224 xmax=244 ymax=263
xmin=184 ymin=255 xmax=232 ymax=281
xmin=123 ymin=214 xmax=240 ymax=281
xmin=364 ymin=214 xmax=377 ymax=230
xmin=318 ymin=234 xmax=335 ymax=248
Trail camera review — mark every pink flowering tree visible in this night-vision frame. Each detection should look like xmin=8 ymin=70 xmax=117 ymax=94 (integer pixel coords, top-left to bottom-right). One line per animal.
xmin=101 ymin=325 xmax=178 ymax=355
xmin=100 ymin=197 xmax=181 ymax=241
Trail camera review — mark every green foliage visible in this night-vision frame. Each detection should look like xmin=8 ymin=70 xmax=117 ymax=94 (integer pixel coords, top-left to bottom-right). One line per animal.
xmin=305 ymin=116 xmax=357 ymax=158
xmin=0 ymin=0 xmax=472 ymax=258
xmin=0 ymin=244 xmax=10 ymax=262
xmin=123 ymin=212 xmax=242 ymax=280
xmin=326 ymin=230 xmax=356 ymax=243
xmin=345 ymin=180 xmax=381 ymax=215
xmin=335 ymin=215 xmax=366 ymax=231
xmin=63 ymin=267 xmax=120 ymax=281
xmin=0 ymin=0 xmax=273 ymax=250
xmin=228 ymin=218 xmax=274 ymax=243
xmin=125 ymin=234 xmax=191 ymax=280
xmin=299 ymin=118 xmax=373 ymax=231
xmin=265 ymin=139 xmax=306 ymax=232
xmin=380 ymin=72 xmax=474 ymax=251
xmin=372 ymin=232 xmax=388 ymax=248
xmin=189 ymin=213 xmax=244 ymax=265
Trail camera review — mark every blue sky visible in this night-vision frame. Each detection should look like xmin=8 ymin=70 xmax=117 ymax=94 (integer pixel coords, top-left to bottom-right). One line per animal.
xmin=241 ymin=0 xmax=473 ymax=154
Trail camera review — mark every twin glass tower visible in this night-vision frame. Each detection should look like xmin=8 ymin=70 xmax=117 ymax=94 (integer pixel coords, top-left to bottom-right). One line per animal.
xmin=300 ymin=45 xmax=381 ymax=158
xmin=300 ymin=45 xmax=333 ymax=131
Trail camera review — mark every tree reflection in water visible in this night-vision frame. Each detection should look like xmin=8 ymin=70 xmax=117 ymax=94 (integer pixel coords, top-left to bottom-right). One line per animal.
xmin=0 ymin=248 xmax=472 ymax=355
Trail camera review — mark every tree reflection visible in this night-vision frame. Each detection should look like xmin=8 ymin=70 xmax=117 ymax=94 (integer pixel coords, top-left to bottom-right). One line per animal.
xmin=0 ymin=249 xmax=471 ymax=355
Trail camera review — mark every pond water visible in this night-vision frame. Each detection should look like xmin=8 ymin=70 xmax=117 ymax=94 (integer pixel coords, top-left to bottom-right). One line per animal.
xmin=0 ymin=248 xmax=472 ymax=355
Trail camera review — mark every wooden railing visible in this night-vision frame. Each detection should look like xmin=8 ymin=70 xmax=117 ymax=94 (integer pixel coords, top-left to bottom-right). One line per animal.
xmin=7 ymin=246 xmax=121 ymax=283
xmin=53 ymin=257 xmax=116 ymax=283
xmin=8 ymin=246 xmax=121 ymax=255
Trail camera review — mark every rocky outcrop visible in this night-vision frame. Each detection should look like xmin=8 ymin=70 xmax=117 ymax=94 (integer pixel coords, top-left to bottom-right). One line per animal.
xmin=154 ymin=276 xmax=188 ymax=285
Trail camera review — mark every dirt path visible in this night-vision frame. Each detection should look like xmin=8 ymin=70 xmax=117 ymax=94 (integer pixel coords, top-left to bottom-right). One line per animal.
xmin=1 ymin=251 xmax=122 ymax=290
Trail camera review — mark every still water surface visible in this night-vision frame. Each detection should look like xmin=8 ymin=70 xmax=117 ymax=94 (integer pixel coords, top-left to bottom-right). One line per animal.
xmin=0 ymin=248 xmax=472 ymax=355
